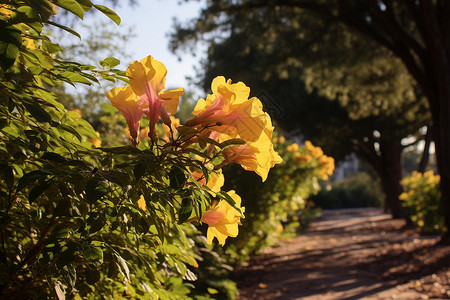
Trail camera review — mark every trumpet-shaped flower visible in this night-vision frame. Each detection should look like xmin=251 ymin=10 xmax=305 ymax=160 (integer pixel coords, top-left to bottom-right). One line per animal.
xmin=201 ymin=190 xmax=245 ymax=245
xmin=186 ymin=76 xmax=271 ymax=144
xmin=191 ymin=169 xmax=225 ymax=194
xmin=107 ymin=56 xmax=184 ymax=143
xmin=137 ymin=195 xmax=147 ymax=210
xmin=107 ymin=86 xmax=146 ymax=145
xmin=220 ymin=142 xmax=282 ymax=181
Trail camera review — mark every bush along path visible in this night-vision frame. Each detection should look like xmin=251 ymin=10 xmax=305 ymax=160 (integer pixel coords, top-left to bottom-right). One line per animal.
xmin=233 ymin=208 xmax=450 ymax=300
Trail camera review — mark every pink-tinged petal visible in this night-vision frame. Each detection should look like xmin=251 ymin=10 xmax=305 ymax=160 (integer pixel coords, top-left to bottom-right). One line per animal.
xmin=106 ymin=86 xmax=144 ymax=143
xmin=125 ymin=56 xmax=183 ymax=141
xmin=145 ymin=98 xmax=163 ymax=140
xmin=202 ymin=209 xmax=225 ymax=226
xmin=202 ymin=191 xmax=244 ymax=246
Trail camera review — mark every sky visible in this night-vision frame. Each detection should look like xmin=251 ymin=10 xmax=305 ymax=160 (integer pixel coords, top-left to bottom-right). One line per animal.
xmin=102 ymin=0 xmax=206 ymax=92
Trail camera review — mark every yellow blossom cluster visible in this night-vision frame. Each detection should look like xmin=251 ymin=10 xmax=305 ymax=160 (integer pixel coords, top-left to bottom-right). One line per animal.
xmin=399 ymin=170 xmax=443 ymax=232
xmin=107 ymin=56 xmax=282 ymax=245
xmin=187 ymin=76 xmax=282 ymax=182
xmin=280 ymin=139 xmax=335 ymax=180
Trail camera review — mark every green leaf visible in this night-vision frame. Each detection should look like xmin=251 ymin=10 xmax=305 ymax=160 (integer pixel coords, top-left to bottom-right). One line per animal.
xmin=87 ymin=215 xmax=105 ymax=234
xmin=9 ymin=6 xmax=40 ymax=24
xmin=133 ymin=163 xmax=146 ymax=181
xmin=85 ymin=176 xmax=109 ymax=203
xmin=42 ymin=152 xmax=67 ymax=163
xmin=42 ymin=41 xmax=64 ymax=54
xmin=58 ymin=71 xmax=93 ymax=85
xmin=94 ymin=5 xmax=121 ymax=25
xmin=178 ymin=192 xmax=194 ymax=224
xmin=0 ymin=164 xmax=14 ymax=190
xmin=176 ymin=125 xmax=198 ymax=136
xmin=169 ymin=167 xmax=187 ymax=189
xmin=50 ymin=227 xmax=70 ymax=240
xmin=220 ymin=138 xmax=246 ymax=148
xmin=23 ymin=100 xmax=52 ymax=123
xmin=53 ymin=0 xmax=84 ymax=19
xmin=58 ymin=124 xmax=82 ymax=142
xmin=83 ymin=245 xmax=103 ymax=262
xmin=99 ymin=56 xmax=120 ymax=68
xmin=46 ymin=21 xmax=81 ymax=39
xmin=54 ymin=198 xmax=73 ymax=216
xmin=114 ymin=253 xmax=130 ymax=281
xmin=29 ymin=181 xmax=52 ymax=204
xmin=0 ymin=21 xmax=22 ymax=71
xmin=85 ymin=268 xmax=100 ymax=285
xmin=17 ymin=170 xmax=46 ymax=192
xmin=56 ymin=248 xmax=76 ymax=269
xmin=76 ymin=0 xmax=94 ymax=11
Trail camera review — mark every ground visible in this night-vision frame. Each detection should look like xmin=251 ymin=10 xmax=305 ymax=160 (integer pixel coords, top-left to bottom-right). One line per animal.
xmin=233 ymin=208 xmax=450 ymax=299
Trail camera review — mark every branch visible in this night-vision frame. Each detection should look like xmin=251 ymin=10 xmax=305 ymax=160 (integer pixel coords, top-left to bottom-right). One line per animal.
xmin=336 ymin=0 xmax=430 ymax=101
xmin=18 ymin=216 xmax=58 ymax=270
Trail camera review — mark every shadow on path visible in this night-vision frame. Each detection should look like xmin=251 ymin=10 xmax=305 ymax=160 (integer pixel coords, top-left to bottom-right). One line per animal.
xmin=234 ymin=208 xmax=450 ymax=300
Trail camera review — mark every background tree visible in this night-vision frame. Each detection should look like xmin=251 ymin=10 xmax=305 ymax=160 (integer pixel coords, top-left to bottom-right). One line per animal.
xmin=171 ymin=0 xmax=450 ymax=242
xmin=170 ymin=2 xmax=431 ymax=218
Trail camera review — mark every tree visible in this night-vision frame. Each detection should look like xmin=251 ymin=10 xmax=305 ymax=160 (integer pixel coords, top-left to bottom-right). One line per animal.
xmin=170 ymin=2 xmax=430 ymax=218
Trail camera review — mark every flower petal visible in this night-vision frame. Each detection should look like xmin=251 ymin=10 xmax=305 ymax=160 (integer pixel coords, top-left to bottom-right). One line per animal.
xmin=159 ymin=88 xmax=184 ymax=115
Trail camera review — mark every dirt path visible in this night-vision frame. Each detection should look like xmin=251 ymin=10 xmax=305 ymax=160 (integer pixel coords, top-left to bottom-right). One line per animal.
xmin=234 ymin=208 xmax=450 ymax=300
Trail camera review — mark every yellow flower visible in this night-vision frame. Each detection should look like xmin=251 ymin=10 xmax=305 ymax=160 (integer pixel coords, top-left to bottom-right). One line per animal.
xmin=305 ymin=140 xmax=314 ymax=151
xmin=88 ymin=131 xmax=101 ymax=148
xmin=0 ymin=6 xmax=12 ymax=17
xmin=107 ymin=56 xmax=184 ymax=144
xmin=185 ymin=76 xmax=282 ymax=180
xmin=137 ymin=195 xmax=146 ymax=210
xmin=191 ymin=169 xmax=225 ymax=194
xmin=186 ymin=76 xmax=271 ymax=144
xmin=107 ymin=86 xmax=145 ymax=145
xmin=220 ymin=142 xmax=282 ymax=181
xmin=287 ymin=143 xmax=299 ymax=152
xmin=201 ymin=190 xmax=245 ymax=245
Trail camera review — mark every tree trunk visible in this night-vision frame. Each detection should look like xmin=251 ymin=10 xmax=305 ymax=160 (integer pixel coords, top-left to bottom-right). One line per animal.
xmin=418 ymin=0 xmax=450 ymax=243
xmin=359 ymin=137 xmax=407 ymax=219
xmin=378 ymin=140 xmax=407 ymax=219
xmin=430 ymin=92 xmax=450 ymax=243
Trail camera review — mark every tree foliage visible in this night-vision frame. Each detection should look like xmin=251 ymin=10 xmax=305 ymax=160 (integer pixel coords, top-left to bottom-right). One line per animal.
xmin=170 ymin=0 xmax=432 ymax=218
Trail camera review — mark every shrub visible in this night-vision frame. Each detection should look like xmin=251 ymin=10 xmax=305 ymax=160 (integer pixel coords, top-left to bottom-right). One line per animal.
xmin=222 ymin=137 xmax=334 ymax=263
xmin=400 ymin=171 xmax=444 ymax=233
xmin=0 ymin=3 xmax=282 ymax=298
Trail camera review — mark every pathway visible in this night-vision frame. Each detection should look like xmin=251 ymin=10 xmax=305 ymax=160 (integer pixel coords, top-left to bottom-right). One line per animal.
xmin=234 ymin=208 xmax=450 ymax=300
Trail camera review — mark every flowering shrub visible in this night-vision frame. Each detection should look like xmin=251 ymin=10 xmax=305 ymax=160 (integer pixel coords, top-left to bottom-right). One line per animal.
xmin=400 ymin=171 xmax=444 ymax=233
xmin=0 ymin=2 xmax=281 ymax=298
xmin=222 ymin=136 xmax=334 ymax=263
